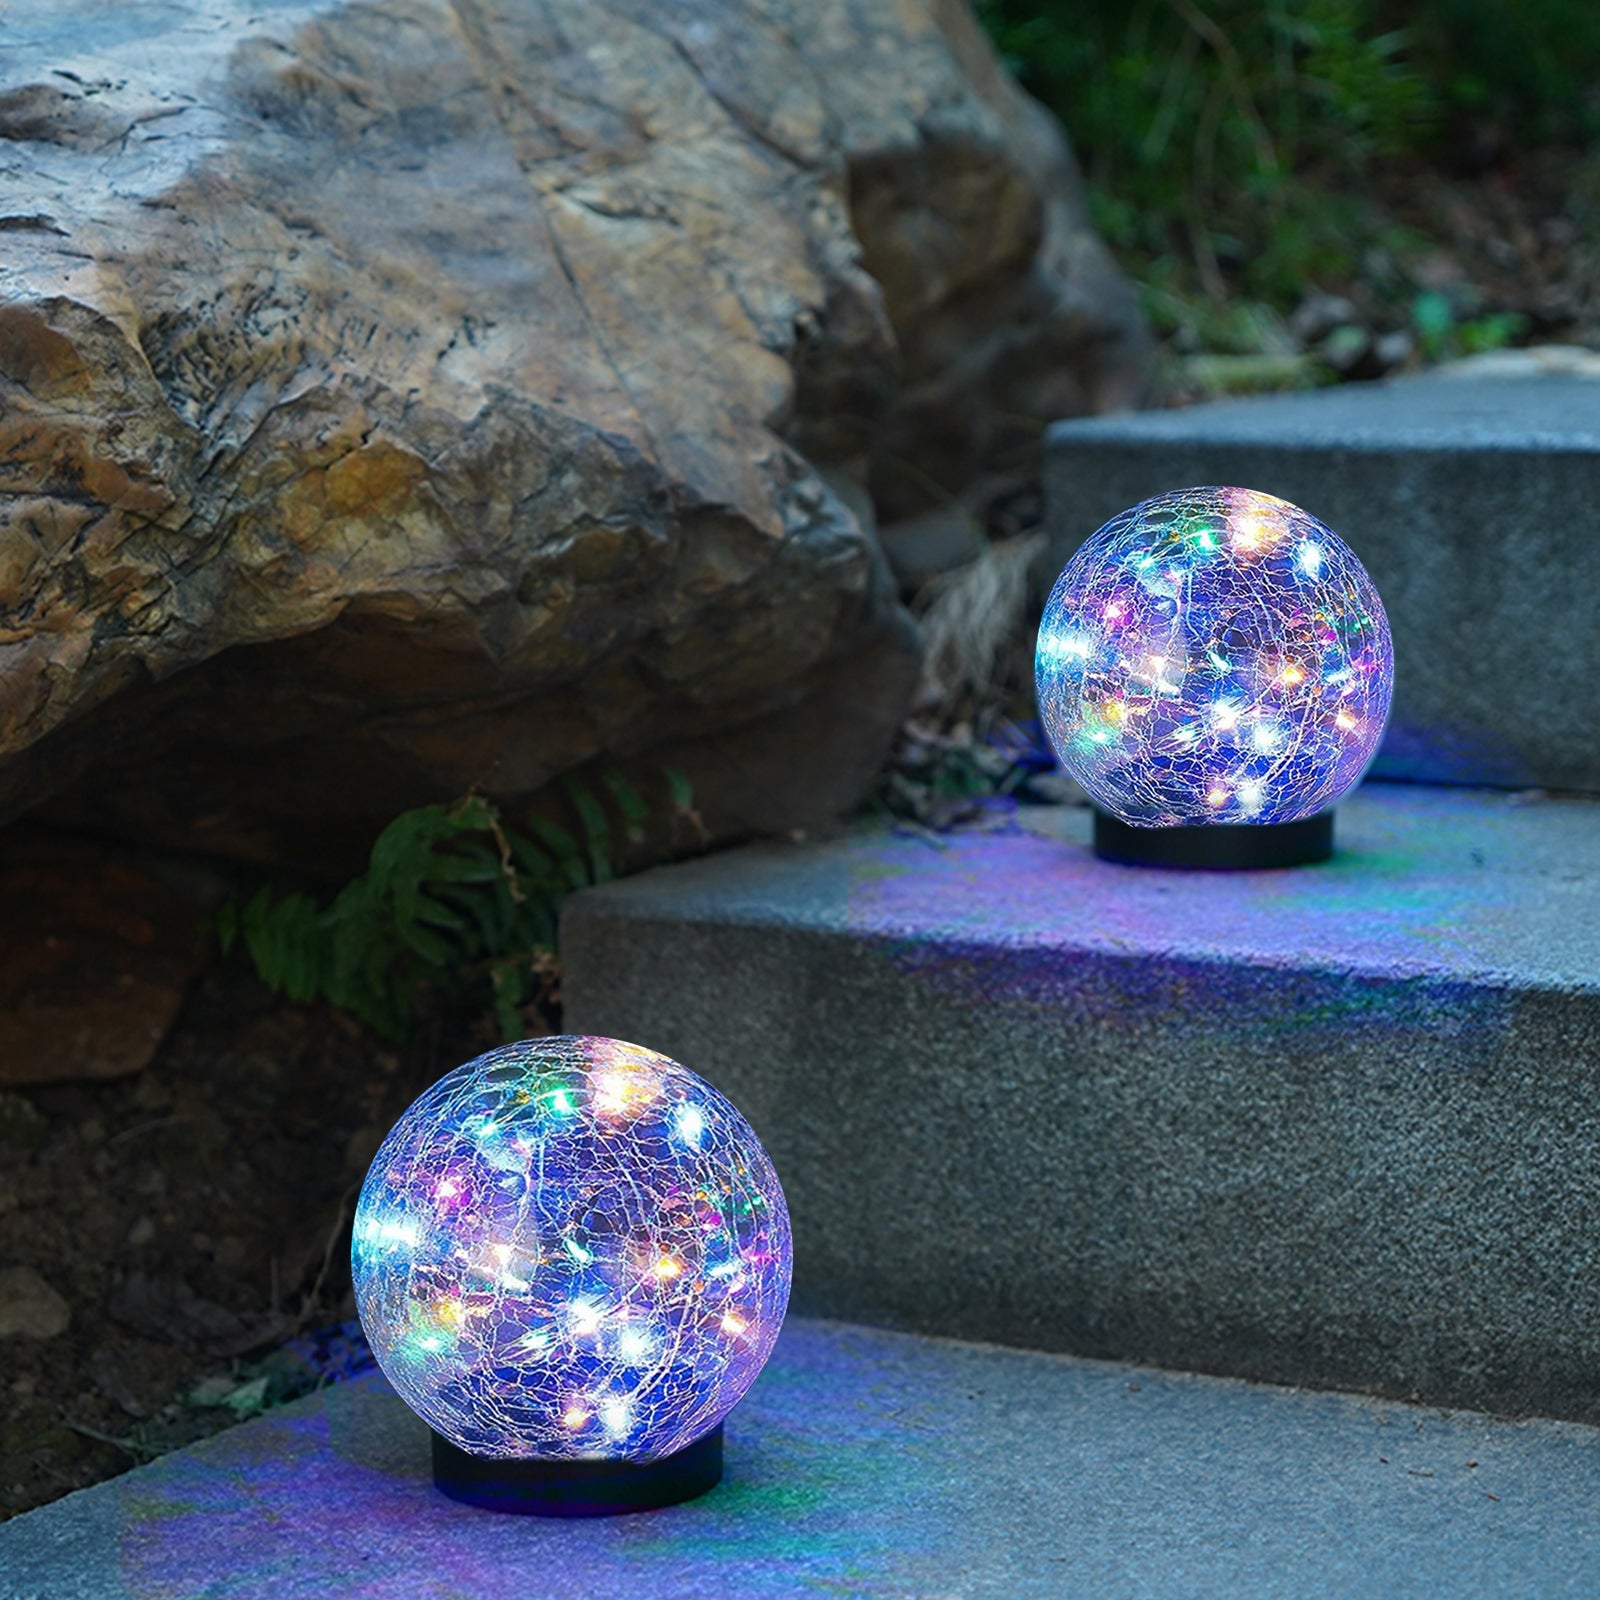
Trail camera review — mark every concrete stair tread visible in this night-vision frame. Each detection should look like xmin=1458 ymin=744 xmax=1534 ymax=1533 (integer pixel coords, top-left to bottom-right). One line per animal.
xmin=1044 ymin=374 xmax=1600 ymax=791
xmin=1049 ymin=372 xmax=1600 ymax=451
xmin=569 ymin=786 xmax=1600 ymax=994
xmin=6 ymin=1317 xmax=1599 ymax=1600
xmin=562 ymin=784 xmax=1600 ymax=1421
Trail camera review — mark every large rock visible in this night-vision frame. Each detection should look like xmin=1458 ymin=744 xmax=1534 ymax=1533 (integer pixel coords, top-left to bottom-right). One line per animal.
xmin=0 ymin=1266 xmax=70 ymax=1341
xmin=0 ymin=829 xmax=219 ymax=1085
xmin=0 ymin=0 xmax=1147 ymax=863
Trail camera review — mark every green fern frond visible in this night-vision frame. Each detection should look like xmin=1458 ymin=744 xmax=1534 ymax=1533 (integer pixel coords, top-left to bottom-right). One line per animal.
xmin=218 ymin=766 xmax=695 ymax=1044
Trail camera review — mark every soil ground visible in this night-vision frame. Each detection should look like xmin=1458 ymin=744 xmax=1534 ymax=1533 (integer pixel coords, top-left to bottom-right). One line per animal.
xmin=0 ymin=958 xmax=491 ymax=1523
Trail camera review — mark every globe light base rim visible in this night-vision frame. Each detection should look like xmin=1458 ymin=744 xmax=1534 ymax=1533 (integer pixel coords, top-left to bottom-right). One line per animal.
xmin=1092 ymin=808 xmax=1334 ymax=869
xmin=430 ymin=1423 xmax=724 ymax=1516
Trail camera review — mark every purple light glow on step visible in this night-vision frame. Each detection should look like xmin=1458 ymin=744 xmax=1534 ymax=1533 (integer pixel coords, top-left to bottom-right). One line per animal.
xmin=103 ymin=1327 xmax=971 ymax=1599
xmin=1037 ymin=487 xmax=1393 ymax=826
xmin=352 ymin=1035 xmax=790 ymax=1462
xmin=829 ymin=788 xmax=1594 ymax=1025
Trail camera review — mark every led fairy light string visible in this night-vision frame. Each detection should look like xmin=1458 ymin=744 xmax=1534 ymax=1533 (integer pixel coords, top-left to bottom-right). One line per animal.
xmin=1037 ymin=487 xmax=1393 ymax=828
xmin=353 ymin=1036 xmax=790 ymax=1466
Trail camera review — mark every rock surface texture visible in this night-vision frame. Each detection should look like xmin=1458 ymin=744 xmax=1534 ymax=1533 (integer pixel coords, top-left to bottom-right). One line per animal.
xmin=0 ymin=0 xmax=1147 ymax=862
xmin=0 ymin=1265 xmax=70 ymax=1340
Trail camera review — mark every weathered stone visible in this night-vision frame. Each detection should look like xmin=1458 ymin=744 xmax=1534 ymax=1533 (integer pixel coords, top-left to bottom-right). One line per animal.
xmin=1288 ymin=291 xmax=1357 ymax=345
xmin=106 ymin=1269 xmax=286 ymax=1358
xmin=0 ymin=0 xmax=1147 ymax=863
xmin=0 ymin=831 xmax=215 ymax=1085
xmin=1431 ymin=343 xmax=1600 ymax=379
xmin=0 ymin=1091 xmax=47 ymax=1153
xmin=0 ymin=1266 xmax=70 ymax=1340
xmin=878 ymin=504 xmax=986 ymax=585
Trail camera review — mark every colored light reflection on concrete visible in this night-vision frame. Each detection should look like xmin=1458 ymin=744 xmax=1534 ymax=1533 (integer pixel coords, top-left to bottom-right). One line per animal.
xmin=11 ymin=1320 xmax=1600 ymax=1598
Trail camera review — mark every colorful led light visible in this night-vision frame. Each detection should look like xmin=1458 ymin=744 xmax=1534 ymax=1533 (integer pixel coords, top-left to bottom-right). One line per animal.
xmin=1036 ymin=487 xmax=1393 ymax=830
xmin=352 ymin=1035 xmax=790 ymax=1507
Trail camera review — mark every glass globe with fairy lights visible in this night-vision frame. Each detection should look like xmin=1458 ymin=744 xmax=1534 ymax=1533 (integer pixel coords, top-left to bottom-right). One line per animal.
xmin=1036 ymin=486 xmax=1393 ymax=866
xmin=352 ymin=1035 xmax=791 ymax=1515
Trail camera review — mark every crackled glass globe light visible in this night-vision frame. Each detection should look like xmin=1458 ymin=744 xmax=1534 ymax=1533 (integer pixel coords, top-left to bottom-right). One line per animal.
xmin=352 ymin=1035 xmax=791 ymax=1514
xmin=1037 ymin=487 xmax=1393 ymax=864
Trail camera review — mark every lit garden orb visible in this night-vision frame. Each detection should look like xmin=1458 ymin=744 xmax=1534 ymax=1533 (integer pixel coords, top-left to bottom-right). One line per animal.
xmin=352 ymin=1035 xmax=791 ymax=1514
xmin=1036 ymin=487 xmax=1393 ymax=864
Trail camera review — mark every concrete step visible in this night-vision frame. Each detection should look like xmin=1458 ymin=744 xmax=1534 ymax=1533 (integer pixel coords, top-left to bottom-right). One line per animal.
xmin=562 ymin=784 xmax=1600 ymax=1423
xmin=6 ymin=1316 xmax=1599 ymax=1599
xmin=1044 ymin=374 xmax=1600 ymax=792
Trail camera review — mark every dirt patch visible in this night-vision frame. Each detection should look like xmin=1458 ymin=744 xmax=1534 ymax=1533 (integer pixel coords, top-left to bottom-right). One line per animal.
xmin=0 ymin=949 xmax=477 ymax=1521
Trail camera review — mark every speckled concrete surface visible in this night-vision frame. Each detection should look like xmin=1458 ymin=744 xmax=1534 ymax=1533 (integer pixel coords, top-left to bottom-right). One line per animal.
xmin=563 ymin=786 xmax=1600 ymax=1420
xmin=1044 ymin=375 xmax=1600 ymax=791
xmin=6 ymin=1318 xmax=1600 ymax=1600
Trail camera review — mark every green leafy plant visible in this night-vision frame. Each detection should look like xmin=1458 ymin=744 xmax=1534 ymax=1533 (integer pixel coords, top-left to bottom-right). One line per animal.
xmin=980 ymin=0 xmax=1438 ymax=308
xmin=217 ymin=772 xmax=697 ymax=1043
xmin=1418 ymin=0 xmax=1600 ymax=145
xmin=978 ymin=0 xmax=1600 ymax=335
xmin=1410 ymin=290 xmax=1529 ymax=361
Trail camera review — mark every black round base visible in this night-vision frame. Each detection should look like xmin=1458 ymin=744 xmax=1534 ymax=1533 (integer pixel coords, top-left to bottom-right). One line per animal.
xmin=1092 ymin=808 xmax=1334 ymax=869
xmin=431 ymin=1425 xmax=722 ymax=1517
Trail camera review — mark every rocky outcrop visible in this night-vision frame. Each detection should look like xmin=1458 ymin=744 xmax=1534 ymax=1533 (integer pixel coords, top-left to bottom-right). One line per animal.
xmin=0 ymin=0 xmax=1147 ymax=863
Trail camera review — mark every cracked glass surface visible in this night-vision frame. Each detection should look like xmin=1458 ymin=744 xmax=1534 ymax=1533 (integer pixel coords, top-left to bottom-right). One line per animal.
xmin=1037 ymin=487 xmax=1393 ymax=827
xmin=353 ymin=1035 xmax=790 ymax=1461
